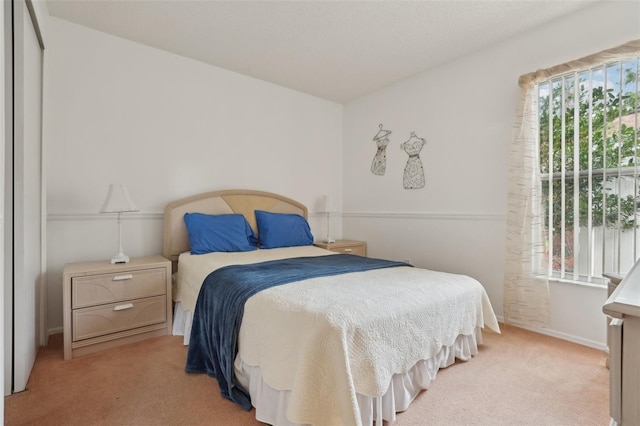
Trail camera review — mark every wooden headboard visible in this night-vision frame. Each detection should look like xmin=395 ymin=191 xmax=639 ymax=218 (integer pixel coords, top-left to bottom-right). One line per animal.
xmin=163 ymin=189 xmax=308 ymax=266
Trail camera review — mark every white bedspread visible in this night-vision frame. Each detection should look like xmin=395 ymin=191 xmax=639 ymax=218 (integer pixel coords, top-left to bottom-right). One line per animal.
xmin=238 ymin=265 xmax=499 ymax=426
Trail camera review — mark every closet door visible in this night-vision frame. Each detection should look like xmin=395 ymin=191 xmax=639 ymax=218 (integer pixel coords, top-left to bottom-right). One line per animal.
xmin=4 ymin=0 xmax=44 ymax=394
xmin=0 ymin=0 xmax=6 ymax=407
xmin=3 ymin=0 xmax=13 ymax=397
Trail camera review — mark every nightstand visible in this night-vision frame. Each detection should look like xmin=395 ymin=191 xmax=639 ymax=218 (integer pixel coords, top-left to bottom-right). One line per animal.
xmin=314 ymin=240 xmax=367 ymax=257
xmin=63 ymin=255 xmax=172 ymax=360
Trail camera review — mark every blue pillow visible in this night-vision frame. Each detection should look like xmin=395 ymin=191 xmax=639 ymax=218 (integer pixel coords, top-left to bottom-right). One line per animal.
xmin=255 ymin=210 xmax=314 ymax=249
xmin=184 ymin=213 xmax=258 ymax=254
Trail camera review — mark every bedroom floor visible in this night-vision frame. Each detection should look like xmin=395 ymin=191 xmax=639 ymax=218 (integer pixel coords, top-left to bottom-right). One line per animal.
xmin=5 ymin=324 xmax=608 ymax=426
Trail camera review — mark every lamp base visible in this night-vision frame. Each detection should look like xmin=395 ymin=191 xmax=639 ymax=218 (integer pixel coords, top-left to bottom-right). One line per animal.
xmin=111 ymin=253 xmax=130 ymax=264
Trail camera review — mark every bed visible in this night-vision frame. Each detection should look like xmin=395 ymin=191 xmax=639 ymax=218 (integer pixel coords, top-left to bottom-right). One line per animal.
xmin=163 ymin=189 xmax=500 ymax=426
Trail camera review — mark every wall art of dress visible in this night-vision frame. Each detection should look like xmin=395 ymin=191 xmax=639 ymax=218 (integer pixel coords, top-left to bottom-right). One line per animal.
xmin=401 ymin=132 xmax=426 ymax=189
xmin=370 ymin=124 xmax=391 ymax=175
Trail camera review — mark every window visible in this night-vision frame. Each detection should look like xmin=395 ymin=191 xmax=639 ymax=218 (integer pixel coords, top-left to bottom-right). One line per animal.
xmin=538 ymin=57 xmax=640 ymax=283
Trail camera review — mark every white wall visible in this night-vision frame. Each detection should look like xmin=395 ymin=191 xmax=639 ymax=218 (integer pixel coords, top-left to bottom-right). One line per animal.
xmin=44 ymin=1 xmax=639 ymax=347
xmin=45 ymin=17 xmax=343 ymax=333
xmin=343 ymin=0 xmax=640 ymax=348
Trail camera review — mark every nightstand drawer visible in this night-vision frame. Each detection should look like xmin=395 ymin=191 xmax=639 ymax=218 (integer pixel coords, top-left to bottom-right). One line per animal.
xmin=73 ymin=295 xmax=167 ymax=341
xmin=330 ymin=245 xmax=366 ymax=256
xmin=72 ymin=268 xmax=167 ymax=309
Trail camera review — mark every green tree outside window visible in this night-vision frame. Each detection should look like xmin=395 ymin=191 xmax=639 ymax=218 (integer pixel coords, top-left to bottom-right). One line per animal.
xmin=538 ymin=60 xmax=639 ymax=274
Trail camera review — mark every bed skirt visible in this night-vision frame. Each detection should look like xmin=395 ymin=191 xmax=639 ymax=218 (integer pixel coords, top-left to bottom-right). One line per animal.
xmin=172 ymin=302 xmax=193 ymax=345
xmin=236 ymin=329 xmax=481 ymax=426
xmin=173 ymin=302 xmax=482 ymax=426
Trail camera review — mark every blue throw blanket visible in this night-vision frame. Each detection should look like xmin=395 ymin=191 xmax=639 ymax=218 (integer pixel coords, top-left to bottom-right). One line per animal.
xmin=185 ymin=254 xmax=409 ymax=410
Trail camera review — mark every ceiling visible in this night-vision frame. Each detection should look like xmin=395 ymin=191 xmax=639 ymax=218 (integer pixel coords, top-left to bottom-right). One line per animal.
xmin=46 ymin=0 xmax=599 ymax=103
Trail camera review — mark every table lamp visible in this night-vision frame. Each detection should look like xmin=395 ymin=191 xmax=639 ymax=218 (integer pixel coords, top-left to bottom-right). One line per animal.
xmin=321 ymin=194 xmax=335 ymax=243
xmin=100 ymin=183 xmax=139 ymax=264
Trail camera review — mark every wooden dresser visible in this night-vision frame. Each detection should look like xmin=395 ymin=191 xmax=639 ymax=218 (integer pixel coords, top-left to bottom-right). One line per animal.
xmin=603 ymin=260 xmax=640 ymax=425
xmin=63 ymin=256 xmax=172 ymax=360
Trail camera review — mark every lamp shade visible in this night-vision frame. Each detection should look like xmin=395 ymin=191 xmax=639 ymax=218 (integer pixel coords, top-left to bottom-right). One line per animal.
xmin=100 ymin=184 xmax=139 ymax=213
xmin=321 ymin=195 xmax=331 ymax=213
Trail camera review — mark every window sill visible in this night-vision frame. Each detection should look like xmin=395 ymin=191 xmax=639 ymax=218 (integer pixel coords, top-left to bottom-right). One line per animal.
xmin=547 ymin=277 xmax=607 ymax=290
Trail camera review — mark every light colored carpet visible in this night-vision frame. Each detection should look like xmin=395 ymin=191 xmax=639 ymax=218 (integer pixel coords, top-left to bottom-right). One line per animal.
xmin=5 ymin=324 xmax=608 ymax=425
xmin=393 ymin=324 xmax=608 ymax=426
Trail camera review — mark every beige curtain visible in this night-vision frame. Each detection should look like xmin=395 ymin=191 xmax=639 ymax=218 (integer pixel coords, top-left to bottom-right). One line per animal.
xmin=504 ymin=81 xmax=550 ymax=328
xmin=504 ymin=39 xmax=640 ymax=328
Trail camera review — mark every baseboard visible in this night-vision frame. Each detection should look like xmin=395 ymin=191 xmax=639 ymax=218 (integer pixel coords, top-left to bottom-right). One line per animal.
xmin=495 ymin=315 xmax=606 ymax=351
xmin=47 ymin=326 xmax=63 ymax=339
xmin=526 ymin=326 xmax=606 ymax=351
xmin=48 ymin=320 xmax=606 ymax=351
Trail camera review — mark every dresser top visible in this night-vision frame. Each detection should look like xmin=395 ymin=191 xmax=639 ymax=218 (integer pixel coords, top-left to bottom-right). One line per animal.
xmin=604 ymin=260 xmax=640 ymax=318
xmin=63 ymin=255 xmax=169 ymax=276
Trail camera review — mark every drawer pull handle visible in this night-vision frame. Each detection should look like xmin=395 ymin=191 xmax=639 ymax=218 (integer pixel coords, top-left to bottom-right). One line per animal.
xmin=344 ymin=248 xmax=353 ymax=252
xmin=113 ymin=303 xmax=134 ymax=311
xmin=112 ymin=274 xmax=133 ymax=281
